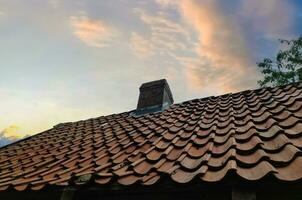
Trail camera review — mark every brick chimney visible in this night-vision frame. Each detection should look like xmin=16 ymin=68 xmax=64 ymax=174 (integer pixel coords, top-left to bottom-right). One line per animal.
xmin=135 ymin=79 xmax=174 ymax=115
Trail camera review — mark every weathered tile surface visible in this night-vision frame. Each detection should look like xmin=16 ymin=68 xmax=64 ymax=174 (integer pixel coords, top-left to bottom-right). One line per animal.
xmin=0 ymin=83 xmax=302 ymax=191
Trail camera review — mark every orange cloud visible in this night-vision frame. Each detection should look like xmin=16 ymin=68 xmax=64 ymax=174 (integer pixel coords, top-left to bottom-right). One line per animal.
xmin=179 ymin=0 xmax=251 ymax=68
xmin=70 ymin=14 xmax=114 ymax=48
xmin=170 ymin=0 xmax=259 ymax=93
xmin=130 ymin=32 xmax=154 ymax=58
xmin=154 ymin=0 xmax=295 ymax=94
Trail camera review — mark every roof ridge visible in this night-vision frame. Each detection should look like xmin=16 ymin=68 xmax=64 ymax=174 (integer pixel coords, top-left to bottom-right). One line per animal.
xmin=46 ymin=81 xmax=302 ymax=128
xmin=0 ymin=82 xmax=301 ymax=151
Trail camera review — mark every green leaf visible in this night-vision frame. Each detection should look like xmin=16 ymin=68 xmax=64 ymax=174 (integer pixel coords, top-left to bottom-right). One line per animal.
xmin=257 ymin=36 xmax=302 ymax=87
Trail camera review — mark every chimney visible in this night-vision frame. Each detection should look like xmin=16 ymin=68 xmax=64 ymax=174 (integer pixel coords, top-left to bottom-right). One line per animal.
xmin=134 ymin=79 xmax=174 ymax=115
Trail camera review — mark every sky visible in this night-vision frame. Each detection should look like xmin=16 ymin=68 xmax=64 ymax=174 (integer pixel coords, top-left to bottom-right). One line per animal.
xmin=0 ymin=0 xmax=301 ymax=143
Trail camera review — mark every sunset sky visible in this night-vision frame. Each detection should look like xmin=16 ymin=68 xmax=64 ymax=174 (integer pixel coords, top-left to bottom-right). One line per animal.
xmin=0 ymin=0 xmax=302 ymax=140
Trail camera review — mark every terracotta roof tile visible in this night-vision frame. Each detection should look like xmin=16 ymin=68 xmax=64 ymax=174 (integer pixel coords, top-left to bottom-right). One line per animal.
xmin=0 ymin=82 xmax=302 ymax=190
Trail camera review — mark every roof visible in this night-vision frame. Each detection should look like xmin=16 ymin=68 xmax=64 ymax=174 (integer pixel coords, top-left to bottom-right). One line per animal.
xmin=0 ymin=82 xmax=302 ymax=191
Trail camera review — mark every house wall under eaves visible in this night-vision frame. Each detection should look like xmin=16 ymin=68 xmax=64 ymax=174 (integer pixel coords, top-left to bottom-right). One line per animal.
xmin=1 ymin=184 xmax=302 ymax=200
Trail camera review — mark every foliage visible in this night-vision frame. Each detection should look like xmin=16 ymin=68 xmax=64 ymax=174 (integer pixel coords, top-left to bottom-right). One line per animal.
xmin=257 ymin=36 xmax=302 ymax=87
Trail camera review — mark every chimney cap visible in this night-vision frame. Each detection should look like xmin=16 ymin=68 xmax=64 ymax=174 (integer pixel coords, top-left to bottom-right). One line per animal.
xmin=135 ymin=79 xmax=174 ymax=115
xmin=140 ymin=79 xmax=167 ymax=89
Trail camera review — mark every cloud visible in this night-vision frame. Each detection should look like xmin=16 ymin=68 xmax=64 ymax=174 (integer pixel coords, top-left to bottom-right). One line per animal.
xmin=131 ymin=8 xmax=192 ymax=58
xmin=178 ymin=0 xmax=252 ymax=68
xmin=130 ymin=32 xmax=154 ymax=58
xmin=153 ymin=0 xmax=260 ymax=93
xmin=181 ymin=57 xmax=254 ymax=94
xmin=134 ymin=8 xmax=188 ymax=37
xmin=152 ymin=0 xmax=297 ymax=93
xmin=155 ymin=0 xmax=176 ymax=8
xmin=0 ymin=125 xmax=28 ymax=147
xmin=70 ymin=13 xmax=114 ymax=48
xmin=1 ymin=125 xmax=26 ymax=139
xmin=240 ymin=0 xmax=295 ymax=39
xmin=0 ymin=86 xmax=109 ymax=138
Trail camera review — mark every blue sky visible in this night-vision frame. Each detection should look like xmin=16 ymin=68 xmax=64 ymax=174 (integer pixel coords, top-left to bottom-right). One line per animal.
xmin=0 ymin=0 xmax=301 ymax=140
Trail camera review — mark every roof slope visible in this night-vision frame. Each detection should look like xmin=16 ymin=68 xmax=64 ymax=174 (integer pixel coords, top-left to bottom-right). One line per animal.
xmin=0 ymin=83 xmax=302 ymax=191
